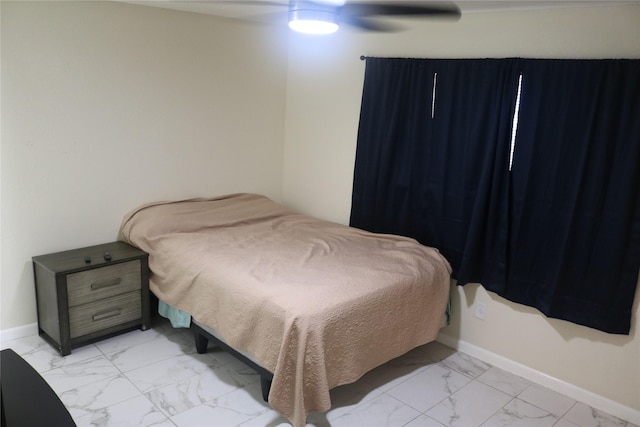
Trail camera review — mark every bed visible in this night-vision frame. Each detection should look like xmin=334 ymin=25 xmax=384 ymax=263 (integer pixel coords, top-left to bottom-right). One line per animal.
xmin=118 ymin=193 xmax=451 ymax=426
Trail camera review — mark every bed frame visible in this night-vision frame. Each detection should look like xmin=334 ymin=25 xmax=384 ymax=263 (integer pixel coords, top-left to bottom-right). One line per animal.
xmin=191 ymin=322 xmax=274 ymax=402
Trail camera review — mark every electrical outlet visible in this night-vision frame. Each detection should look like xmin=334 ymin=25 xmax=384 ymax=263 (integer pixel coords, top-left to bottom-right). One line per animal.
xmin=475 ymin=302 xmax=487 ymax=320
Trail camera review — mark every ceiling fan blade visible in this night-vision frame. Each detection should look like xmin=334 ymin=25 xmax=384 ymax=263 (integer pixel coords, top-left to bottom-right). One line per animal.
xmin=342 ymin=1 xmax=460 ymax=19
xmin=215 ymin=1 xmax=287 ymax=7
xmin=213 ymin=0 xmax=460 ymax=33
xmin=340 ymin=15 xmax=403 ymax=32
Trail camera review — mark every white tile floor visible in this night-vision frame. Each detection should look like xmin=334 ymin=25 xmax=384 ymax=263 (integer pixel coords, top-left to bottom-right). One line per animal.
xmin=2 ymin=318 xmax=637 ymax=427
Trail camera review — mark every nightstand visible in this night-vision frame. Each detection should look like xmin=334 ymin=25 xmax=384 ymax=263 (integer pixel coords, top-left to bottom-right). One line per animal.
xmin=32 ymin=241 xmax=151 ymax=356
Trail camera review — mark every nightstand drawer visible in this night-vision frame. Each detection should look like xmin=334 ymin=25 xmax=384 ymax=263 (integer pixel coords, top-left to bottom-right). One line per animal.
xmin=67 ymin=260 xmax=141 ymax=307
xmin=69 ymin=291 xmax=142 ymax=338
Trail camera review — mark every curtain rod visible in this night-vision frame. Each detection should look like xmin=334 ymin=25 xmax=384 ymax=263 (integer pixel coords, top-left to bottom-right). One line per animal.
xmin=360 ymin=55 xmax=368 ymax=61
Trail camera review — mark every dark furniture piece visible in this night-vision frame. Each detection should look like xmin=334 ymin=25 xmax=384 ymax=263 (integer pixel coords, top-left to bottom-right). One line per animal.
xmin=1 ymin=348 xmax=76 ymax=426
xmin=32 ymin=241 xmax=150 ymax=356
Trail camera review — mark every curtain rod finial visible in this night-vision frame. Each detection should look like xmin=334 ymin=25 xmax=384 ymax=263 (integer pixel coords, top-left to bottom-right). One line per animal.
xmin=360 ymin=55 xmax=366 ymax=61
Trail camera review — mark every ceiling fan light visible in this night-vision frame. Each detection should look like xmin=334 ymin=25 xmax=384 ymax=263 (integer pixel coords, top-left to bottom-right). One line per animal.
xmin=288 ymin=9 xmax=339 ymax=34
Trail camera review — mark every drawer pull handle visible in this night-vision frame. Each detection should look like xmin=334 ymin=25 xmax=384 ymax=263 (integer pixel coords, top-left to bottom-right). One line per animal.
xmin=91 ymin=278 xmax=122 ymax=290
xmin=92 ymin=308 xmax=122 ymax=322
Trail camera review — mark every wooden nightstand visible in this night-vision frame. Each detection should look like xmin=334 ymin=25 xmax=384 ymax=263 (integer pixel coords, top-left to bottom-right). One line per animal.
xmin=32 ymin=241 xmax=151 ymax=356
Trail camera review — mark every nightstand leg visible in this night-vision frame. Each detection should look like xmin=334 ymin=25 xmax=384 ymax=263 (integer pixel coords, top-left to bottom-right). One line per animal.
xmin=60 ymin=342 xmax=71 ymax=357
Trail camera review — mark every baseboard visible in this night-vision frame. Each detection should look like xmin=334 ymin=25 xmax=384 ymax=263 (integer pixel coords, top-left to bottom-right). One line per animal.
xmin=0 ymin=322 xmax=38 ymax=345
xmin=436 ymin=333 xmax=640 ymax=426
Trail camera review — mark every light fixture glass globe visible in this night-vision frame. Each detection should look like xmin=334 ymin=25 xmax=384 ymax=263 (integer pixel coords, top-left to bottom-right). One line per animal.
xmin=288 ymin=19 xmax=339 ymax=34
xmin=288 ymin=4 xmax=339 ymax=35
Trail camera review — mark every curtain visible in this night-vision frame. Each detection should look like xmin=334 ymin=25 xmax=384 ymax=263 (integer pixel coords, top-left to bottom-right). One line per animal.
xmin=350 ymin=57 xmax=640 ymax=334
xmin=351 ymin=58 xmax=434 ymax=239
xmin=351 ymin=58 xmax=520 ymax=289
xmin=506 ymin=59 xmax=640 ymax=334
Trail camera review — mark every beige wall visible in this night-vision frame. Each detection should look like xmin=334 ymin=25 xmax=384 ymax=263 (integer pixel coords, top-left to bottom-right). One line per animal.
xmin=282 ymin=4 xmax=640 ymax=418
xmin=1 ymin=1 xmax=288 ymax=330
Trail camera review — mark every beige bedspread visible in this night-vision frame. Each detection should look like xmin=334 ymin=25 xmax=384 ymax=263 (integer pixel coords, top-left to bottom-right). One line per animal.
xmin=119 ymin=193 xmax=451 ymax=426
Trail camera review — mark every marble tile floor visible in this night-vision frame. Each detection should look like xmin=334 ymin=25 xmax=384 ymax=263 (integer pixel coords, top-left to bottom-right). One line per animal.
xmin=2 ymin=318 xmax=637 ymax=427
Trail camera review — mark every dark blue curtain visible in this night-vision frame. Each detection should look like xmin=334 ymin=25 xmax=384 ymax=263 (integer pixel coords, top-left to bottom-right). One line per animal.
xmin=504 ymin=60 xmax=640 ymax=334
xmin=350 ymin=57 xmax=640 ymax=334
xmin=351 ymin=58 xmax=520 ymax=288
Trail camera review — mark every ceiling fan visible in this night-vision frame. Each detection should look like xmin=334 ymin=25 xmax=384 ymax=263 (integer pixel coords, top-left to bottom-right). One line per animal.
xmin=229 ymin=1 xmax=461 ymax=34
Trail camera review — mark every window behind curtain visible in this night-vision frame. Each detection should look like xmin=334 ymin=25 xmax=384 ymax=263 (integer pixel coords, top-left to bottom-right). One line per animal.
xmin=350 ymin=57 xmax=640 ymax=334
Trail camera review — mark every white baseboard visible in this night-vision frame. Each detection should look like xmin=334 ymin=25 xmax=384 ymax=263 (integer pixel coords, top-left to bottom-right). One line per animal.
xmin=436 ymin=333 xmax=640 ymax=426
xmin=0 ymin=322 xmax=38 ymax=345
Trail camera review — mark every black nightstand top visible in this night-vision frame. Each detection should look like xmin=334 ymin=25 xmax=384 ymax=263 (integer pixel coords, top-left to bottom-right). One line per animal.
xmin=32 ymin=241 xmax=147 ymax=275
